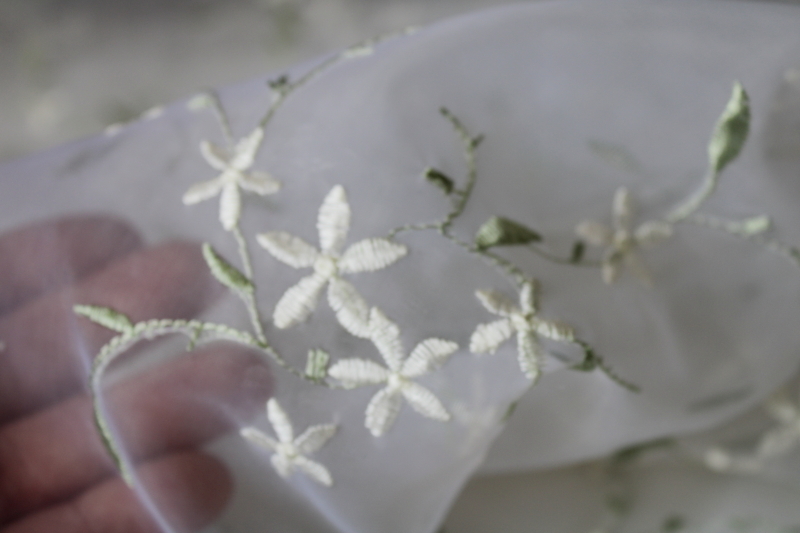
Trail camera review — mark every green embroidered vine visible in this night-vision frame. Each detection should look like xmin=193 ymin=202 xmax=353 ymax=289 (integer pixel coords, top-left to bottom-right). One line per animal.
xmin=388 ymin=107 xmax=636 ymax=390
xmin=71 ymin=33 xmax=412 ymax=486
xmin=72 ymin=31 xmax=800 ymax=494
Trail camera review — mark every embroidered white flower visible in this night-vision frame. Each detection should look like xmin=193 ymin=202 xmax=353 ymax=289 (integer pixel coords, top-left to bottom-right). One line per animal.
xmin=183 ymin=127 xmax=281 ymax=231
xmin=756 ymin=389 xmax=800 ymax=459
xmin=704 ymin=388 xmax=800 ymax=474
xmin=328 ymin=308 xmax=458 ymax=437
xmin=241 ymin=399 xmax=337 ymax=487
xmin=257 ymin=185 xmax=407 ymax=337
xmin=469 ymin=280 xmax=574 ymax=382
xmin=576 ymin=187 xmax=672 ymax=284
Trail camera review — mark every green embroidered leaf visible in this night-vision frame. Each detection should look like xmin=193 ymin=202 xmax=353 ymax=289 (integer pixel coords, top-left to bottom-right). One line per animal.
xmin=612 ymin=438 xmax=674 ymax=464
xmin=475 ymin=216 xmax=541 ymax=250
xmin=708 ymin=82 xmax=750 ymax=173
xmin=572 ymin=349 xmax=599 ymax=372
xmin=570 ymin=241 xmax=586 ymax=263
xmin=73 ymin=305 xmax=133 ymax=333
xmin=305 ymin=349 xmax=330 ymax=381
xmin=738 ymin=215 xmax=770 ymax=236
xmin=187 ymin=93 xmax=213 ymax=111
xmin=268 ymin=75 xmax=289 ymax=92
xmin=501 ymin=400 xmax=519 ymax=422
xmin=424 ymin=167 xmax=455 ymax=195
xmin=202 ymin=243 xmax=254 ymax=294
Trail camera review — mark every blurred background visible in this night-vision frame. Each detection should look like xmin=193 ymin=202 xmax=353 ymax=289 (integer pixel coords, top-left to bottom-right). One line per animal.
xmin=0 ymin=0 xmax=522 ymax=162
xmin=2 ymin=0 xmax=799 ymax=163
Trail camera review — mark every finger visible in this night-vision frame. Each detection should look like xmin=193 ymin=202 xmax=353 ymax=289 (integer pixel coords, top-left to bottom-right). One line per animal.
xmin=0 ymin=344 xmax=270 ymax=524
xmin=0 ymin=242 xmax=220 ymax=423
xmin=0 ymin=216 xmax=142 ymax=315
xmin=1 ymin=451 xmax=232 ymax=533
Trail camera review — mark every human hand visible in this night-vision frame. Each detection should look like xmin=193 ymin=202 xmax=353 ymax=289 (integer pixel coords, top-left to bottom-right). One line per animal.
xmin=0 ymin=216 xmax=272 ymax=533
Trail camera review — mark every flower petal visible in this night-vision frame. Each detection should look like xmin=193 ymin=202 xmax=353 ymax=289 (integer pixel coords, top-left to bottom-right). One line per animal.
xmin=517 ymin=330 xmax=543 ymax=382
xmin=635 ymin=220 xmax=673 ymax=246
xmin=705 ymin=448 xmax=761 ymax=474
xmin=531 ymin=318 xmax=575 ymax=342
xmin=273 ymin=274 xmax=327 ymax=329
xmin=367 ymin=307 xmax=404 ymax=371
xmin=612 ymin=187 xmax=634 ymax=231
xmin=402 ymin=339 xmax=458 ymax=378
xmin=764 ymin=393 xmax=799 ymax=425
xmin=295 ymin=424 xmax=337 ymax=455
xmin=232 ymin=127 xmax=265 ymax=170
xmin=757 ymin=426 xmax=800 ymax=459
xmin=519 ymin=280 xmax=537 ymax=315
xmin=294 ymin=456 xmax=333 ymax=487
xmin=575 ymin=220 xmax=613 ymax=247
xmin=338 ymin=239 xmax=408 ymax=274
xmin=200 ymin=140 xmax=230 ymax=171
xmin=469 ymin=318 xmax=514 ymax=354
xmin=219 ymin=180 xmax=241 ymax=231
xmin=240 ymin=171 xmax=282 ymax=195
xmin=182 ymin=178 xmax=224 ymax=205
xmin=267 ymin=398 xmax=294 ymax=443
xmin=601 ymin=251 xmax=622 ymax=284
xmin=270 ymin=453 xmax=293 ymax=479
xmin=475 ymin=290 xmax=518 ymax=317
xmin=240 ymin=427 xmax=279 ymax=452
xmin=327 ymin=278 xmax=371 ymax=338
xmin=401 ymin=382 xmax=450 ymax=421
xmin=328 ymin=358 xmax=390 ymax=388
xmin=317 ymin=185 xmax=351 ymax=254
xmin=257 ymin=231 xmax=319 ymax=269
xmin=365 ymin=387 xmax=403 ymax=437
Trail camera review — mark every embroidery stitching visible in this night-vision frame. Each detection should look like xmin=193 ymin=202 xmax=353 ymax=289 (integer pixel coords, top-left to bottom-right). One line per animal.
xmin=242 ymin=399 xmax=337 ymax=486
xmin=257 ymin=185 xmax=407 ymax=336
xmin=183 ymin=127 xmax=281 ymax=231
xmin=576 ymin=187 xmax=673 ymax=285
xmin=72 ymin=32 xmax=796 ymax=498
xmin=705 ymin=387 xmax=800 ymax=474
xmin=469 ymin=280 xmax=574 ymax=382
xmin=328 ymin=308 xmax=458 ymax=436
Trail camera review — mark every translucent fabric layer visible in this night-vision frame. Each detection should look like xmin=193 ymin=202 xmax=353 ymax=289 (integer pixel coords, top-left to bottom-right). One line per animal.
xmin=2 ymin=1 xmax=800 ymax=532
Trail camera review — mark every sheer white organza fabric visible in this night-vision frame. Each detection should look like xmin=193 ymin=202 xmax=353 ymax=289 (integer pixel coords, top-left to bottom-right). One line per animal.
xmin=3 ymin=1 xmax=800 ymax=532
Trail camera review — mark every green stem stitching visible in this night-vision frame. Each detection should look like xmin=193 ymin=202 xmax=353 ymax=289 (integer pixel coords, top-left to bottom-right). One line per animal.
xmin=684 ymin=213 xmax=800 ymax=270
xmin=90 ymin=320 xmax=261 ymax=484
xmin=439 ymin=107 xmax=482 ymax=232
xmin=230 ymin=225 xmax=269 ymax=344
xmin=526 ymin=243 xmax=602 ymax=268
xmin=666 ymin=168 xmax=719 ymax=224
xmin=89 ymin=317 xmax=346 ymax=485
xmin=258 ymin=27 xmax=419 ymax=130
xmin=205 ymin=90 xmax=235 ymax=147
xmin=389 ymin=108 xmax=634 ymax=389
xmin=574 ymin=339 xmax=640 ymax=393
xmin=86 ymin=31 xmax=427 ymax=485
